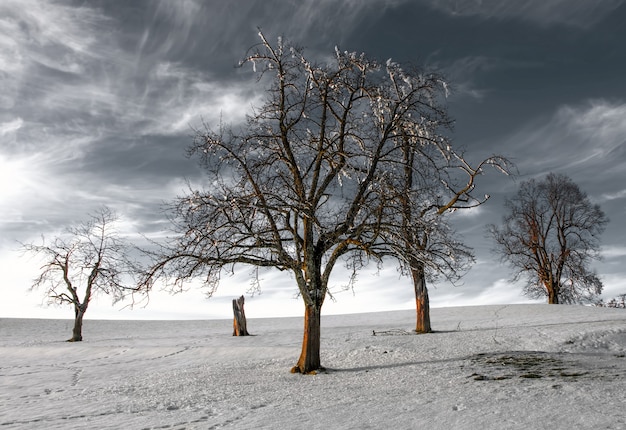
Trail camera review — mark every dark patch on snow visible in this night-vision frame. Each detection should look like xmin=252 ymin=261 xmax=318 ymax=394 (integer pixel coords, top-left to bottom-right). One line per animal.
xmin=464 ymin=351 xmax=624 ymax=382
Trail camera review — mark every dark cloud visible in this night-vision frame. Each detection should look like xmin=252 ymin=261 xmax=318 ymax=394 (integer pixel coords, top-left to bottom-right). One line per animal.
xmin=421 ymin=0 xmax=626 ymax=28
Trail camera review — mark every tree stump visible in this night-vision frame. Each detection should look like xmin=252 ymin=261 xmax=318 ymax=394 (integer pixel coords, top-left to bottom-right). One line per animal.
xmin=232 ymin=295 xmax=250 ymax=336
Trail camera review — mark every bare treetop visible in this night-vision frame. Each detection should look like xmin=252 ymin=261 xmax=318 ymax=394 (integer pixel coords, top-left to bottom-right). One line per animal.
xmin=149 ymin=37 xmax=452 ymax=290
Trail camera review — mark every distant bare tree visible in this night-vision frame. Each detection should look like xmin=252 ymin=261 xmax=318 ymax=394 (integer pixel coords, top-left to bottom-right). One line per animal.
xmin=609 ymin=294 xmax=626 ymax=308
xmin=22 ymin=207 xmax=139 ymax=341
xmin=595 ymin=294 xmax=626 ymax=309
xmin=489 ymin=173 xmax=608 ymax=304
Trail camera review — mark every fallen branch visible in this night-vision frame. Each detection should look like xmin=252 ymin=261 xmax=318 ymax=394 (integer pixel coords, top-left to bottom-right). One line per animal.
xmin=372 ymin=329 xmax=412 ymax=336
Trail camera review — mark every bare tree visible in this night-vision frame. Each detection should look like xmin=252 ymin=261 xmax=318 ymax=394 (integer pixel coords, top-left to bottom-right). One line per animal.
xmin=379 ymin=118 xmax=511 ymax=332
xmin=389 ymin=155 xmax=510 ymax=332
xmin=360 ymin=62 xmax=512 ymax=333
xmin=598 ymin=294 xmax=626 ymax=308
xmin=140 ymin=33 xmax=505 ymax=373
xmin=22 ymin=207 xmax=139 ymax=341
xmin=489 ymin=173 xmax=608 ymax=304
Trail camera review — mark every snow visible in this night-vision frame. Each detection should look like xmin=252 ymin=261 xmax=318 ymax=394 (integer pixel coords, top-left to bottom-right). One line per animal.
xmin=1 ymin=304 xmax=625 ymax=429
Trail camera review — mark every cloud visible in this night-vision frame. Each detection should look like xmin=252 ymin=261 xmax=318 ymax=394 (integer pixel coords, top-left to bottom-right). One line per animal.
xmin=601 ymin=189 xmax=626 ymax=201
xmin=138 ymin=0 xmax=397 ymax=62
xmin=431 ymin=278 xmax=538 ymax=308
xmin=138 ymin=0 xmax=203 ymax=58
xmin=559 ymin=101 xmax=626 ymax=150
xmin=0 ymin=0 xmax=262 ymax=234
xmin=435 ymin=56 xmax=499 ymax=102
xmin=428 ymin=55 xmax=542 ymax=102
xmin=599 ymin=273 xmax=626 ymax=300
xmin=601 ymin=245 xmax=626 ymax=260
xmin=450 ymin=205 xmax=486 ymax=219
xmin=505 ymin=99 xmax=626 ymax=178
xmin=0 ymin=149 xmax=83 ymax=240
xmin=137 ymin=61 xmax=260 ymax=136
xmin=1 ymin=0 xmax=416 ymax=245
xmin=0 ymin=118 xmax=22 ymax=135
xmin=0 ymin=0 xmax=111 ymax=105
xmin=422 ymin=0 xmax=625 ymax=28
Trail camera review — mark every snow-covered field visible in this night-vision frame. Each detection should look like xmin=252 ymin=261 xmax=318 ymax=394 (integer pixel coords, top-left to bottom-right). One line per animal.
xmin=1 ymin=304 xmax=625 ymax=429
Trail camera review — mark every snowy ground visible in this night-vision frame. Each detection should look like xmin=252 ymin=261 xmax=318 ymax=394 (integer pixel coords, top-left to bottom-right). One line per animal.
xmin=1 ymin=304 xmax=625 ymax=429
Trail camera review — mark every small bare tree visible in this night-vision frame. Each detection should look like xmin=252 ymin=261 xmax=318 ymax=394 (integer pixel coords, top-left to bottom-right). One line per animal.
xmin=489 ymin=173 xmax=608 ymax=304
xmin=22 ymin=207 xmax=139 ymax=341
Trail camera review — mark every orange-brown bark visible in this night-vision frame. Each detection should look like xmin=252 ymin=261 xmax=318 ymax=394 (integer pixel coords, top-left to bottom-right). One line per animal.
xmin=291 ymin=304 xmax=323 ymax=374
xmin=413 ymin=266 xmax=432 ymax=333
xmin=232 ymin=295 xmax=250 ymax=336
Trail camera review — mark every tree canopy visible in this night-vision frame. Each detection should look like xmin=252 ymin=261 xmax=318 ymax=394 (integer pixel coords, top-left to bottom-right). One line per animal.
xmin=141 ymin=33 xmax=510 ymax=372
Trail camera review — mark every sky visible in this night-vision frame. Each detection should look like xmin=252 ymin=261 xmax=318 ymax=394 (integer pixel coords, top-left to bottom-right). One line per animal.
xmin=1 ymin=0 xmax=625 ymax=320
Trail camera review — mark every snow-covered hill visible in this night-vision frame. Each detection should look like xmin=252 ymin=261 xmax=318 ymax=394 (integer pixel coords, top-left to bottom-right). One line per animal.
xmin=1 ymin=304 xmax=625 ymax=429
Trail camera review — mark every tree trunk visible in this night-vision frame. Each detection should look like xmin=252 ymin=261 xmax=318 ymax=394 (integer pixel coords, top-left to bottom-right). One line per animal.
xmin=69 ymin=306 xmax=85 ymax=342
xmin=232 ymin=295 xmax=250 ymax=336
xmin=547 ymin=283 xmax=559 ymax=304
xmin=413 ymin=264 xmax=432 ymax=333
xmin=291 ymin=304 xmax=323 ymax=374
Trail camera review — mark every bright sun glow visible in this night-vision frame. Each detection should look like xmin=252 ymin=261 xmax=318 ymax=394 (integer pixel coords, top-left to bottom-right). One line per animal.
xmin=0 ymin=154 xmax=46 ymax=204
xmin=0 ymin=154 xmax=23 ymax=200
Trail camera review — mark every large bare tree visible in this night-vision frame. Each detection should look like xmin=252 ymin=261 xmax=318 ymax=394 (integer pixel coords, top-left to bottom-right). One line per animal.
xmin=22 ymin=207 xmax=139 ymax=341
xmin=489 ymin=173 xmax=608 ymax=304
xmin=140 ymin=33 xmax=505 ymax=373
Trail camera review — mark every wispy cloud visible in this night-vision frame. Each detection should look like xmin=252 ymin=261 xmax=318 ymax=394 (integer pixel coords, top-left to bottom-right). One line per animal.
xmin=601 ymin=189 xmax=626 ymax=202
xmin=135 ymin=61 xmax=260 ymax=136
xmin=559 ymin=101 xmax=626 ymax=154
xmin=601 ymin=245 xmax=626 ymax=259
xmin=433 ymin=56 xmax=541 ymax=101
xmin=140 ymin=0 xmax=397 ymax=60
xmin=505 ymin=99 xmax=626 ymax=177
xmin=422 ymin=0 xmax=625 ymax=28
xmin=0 ymin=0 xmax=110 ymax=78
xmin=0 ymin=0 xmax=259 ymax=226
xmin=0 ymin=0 xmax=105 ymax=110
xmin=0 ymin=118 xmax=22 ymax=135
